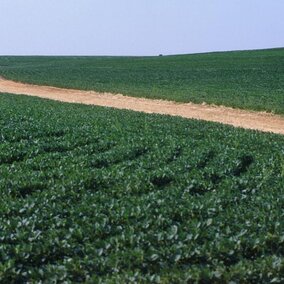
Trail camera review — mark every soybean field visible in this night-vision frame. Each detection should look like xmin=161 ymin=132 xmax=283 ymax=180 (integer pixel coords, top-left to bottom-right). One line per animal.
xmin=0 ymin=94 xmax=283 ymax=283
xmin=0 ymin=48 xmax=283 ymax=114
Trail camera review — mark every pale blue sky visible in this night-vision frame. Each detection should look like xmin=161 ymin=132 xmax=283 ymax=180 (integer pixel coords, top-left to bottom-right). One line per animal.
xmin=0 ymin=0 xmax=283 ymax=56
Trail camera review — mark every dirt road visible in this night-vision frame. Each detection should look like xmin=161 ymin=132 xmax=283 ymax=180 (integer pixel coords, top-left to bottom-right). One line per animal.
xmin=0 ymin=77 xmax=283 ymax=135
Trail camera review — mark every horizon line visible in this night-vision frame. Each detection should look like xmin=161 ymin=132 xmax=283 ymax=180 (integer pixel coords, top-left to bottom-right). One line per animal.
xmin=0 ymin=46 xmax=283 ymax=57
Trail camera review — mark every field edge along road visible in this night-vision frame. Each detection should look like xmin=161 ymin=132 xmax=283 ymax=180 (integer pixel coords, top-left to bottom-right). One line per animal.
xmin=0 ymin=77 xmax=283 ymax=135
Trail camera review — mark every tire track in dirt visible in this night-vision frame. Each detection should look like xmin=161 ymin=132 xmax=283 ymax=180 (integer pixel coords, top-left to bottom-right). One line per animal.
xmin=0 ymin=77 xmax=283 ymax=135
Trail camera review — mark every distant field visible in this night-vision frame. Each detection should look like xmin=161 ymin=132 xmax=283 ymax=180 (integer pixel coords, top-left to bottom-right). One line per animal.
xmin=0 ymin=93 xmax=283 ymax=283
xmin=0 ymin=48 xmax=283 ymax=114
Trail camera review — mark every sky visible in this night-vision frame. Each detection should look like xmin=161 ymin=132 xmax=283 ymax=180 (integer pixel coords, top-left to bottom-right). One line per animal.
xmin=0 ymin=0 xmax=283 ymax=56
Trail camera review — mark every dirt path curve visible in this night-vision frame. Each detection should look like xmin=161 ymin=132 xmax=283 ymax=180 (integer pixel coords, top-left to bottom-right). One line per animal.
xmin=0 ymin=77 xmax=283 ymax=135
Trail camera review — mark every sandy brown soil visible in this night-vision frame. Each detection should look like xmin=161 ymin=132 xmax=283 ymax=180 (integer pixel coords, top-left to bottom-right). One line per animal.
xmin=0 ymin=77 xmax=283 ymax=135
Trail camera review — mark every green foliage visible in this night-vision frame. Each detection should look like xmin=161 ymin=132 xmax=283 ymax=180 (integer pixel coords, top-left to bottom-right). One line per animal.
xmin=0 ymin=94 xmax=283 ymax=283
xmin=0 ymin=48 xmax=284 ymax=114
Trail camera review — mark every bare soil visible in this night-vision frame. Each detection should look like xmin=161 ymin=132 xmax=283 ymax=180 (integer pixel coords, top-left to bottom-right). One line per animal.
xmin=0 ymin=77 xmax=283 ymax=135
